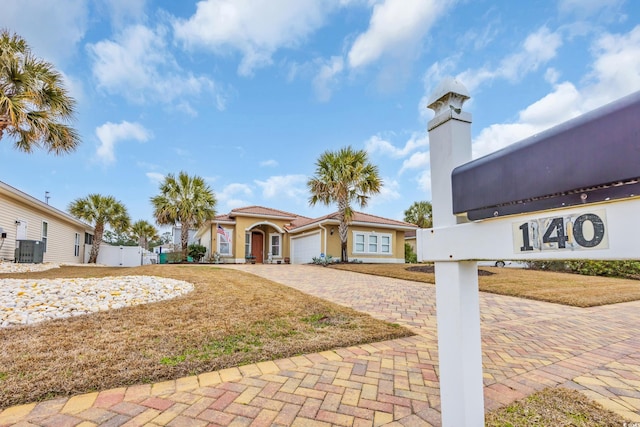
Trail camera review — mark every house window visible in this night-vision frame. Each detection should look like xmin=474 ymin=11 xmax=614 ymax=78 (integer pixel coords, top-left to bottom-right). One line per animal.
xmin=245 ymin=233 xmax=251 ymax=257
xmin=217 ymin=227 xmax=232 ymax=255
xmin=41 ymin=221 xmax=48 ymax=252
xmin=368 ymin=235 xmax=378 ymax=253
xmin=270 ymin=234 xmax=281 ymax=257
xmin=85 ymin=233 xmax=93 ymax=245
xmin=353 ymin=232 xmax=392 ymax=255
xmin=381 ymin=235 xmax=390 ymax=253
xmin=74 ymin=233 xmax=80 ymax=257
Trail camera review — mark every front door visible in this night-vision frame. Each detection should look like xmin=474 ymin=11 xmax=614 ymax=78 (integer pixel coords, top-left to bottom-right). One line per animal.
xmin=251 ymin=232 xmax=264 ymax=263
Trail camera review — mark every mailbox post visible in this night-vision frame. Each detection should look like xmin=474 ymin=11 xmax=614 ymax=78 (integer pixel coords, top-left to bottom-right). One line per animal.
xmin=421 ymin=83 xmax=640 ymax=426
xmin=426 ymin=78 xmax=485 ymax=426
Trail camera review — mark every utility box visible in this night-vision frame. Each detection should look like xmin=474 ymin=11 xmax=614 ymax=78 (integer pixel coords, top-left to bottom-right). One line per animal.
xmin=15 ymin=240 xmax=44 ymax=263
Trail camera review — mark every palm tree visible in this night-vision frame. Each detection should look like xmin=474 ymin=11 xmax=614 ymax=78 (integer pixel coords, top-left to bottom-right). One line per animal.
xmin=404 ymin=201 xmax=433 ymax=228
xmin=130 ymin=220 xmax=159 ymax=250
xmin=150 ymin=172 xmax=216 ymax=261
xmin=0 ymin=30 xmax=80 ymax=154
xmin=68 ymin=194 xmax=131 ymax=263
xmin=308 ymin=146 xmax=382 ymax=262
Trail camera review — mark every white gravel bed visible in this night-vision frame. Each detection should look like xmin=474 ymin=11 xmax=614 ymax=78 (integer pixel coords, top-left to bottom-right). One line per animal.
xmin=0 ymin=276 xmax=194 ymax=328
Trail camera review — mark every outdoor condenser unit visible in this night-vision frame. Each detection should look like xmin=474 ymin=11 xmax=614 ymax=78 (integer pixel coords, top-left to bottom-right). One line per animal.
xmin=15 ymin=240 xmax=44 ymax=263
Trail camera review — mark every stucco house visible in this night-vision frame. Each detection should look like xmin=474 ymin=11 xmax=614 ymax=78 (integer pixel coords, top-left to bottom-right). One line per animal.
xmin=0 ymin=181 xmax=94 ymax=263
xmin=194 ymin=206 xmax=417 ymax=264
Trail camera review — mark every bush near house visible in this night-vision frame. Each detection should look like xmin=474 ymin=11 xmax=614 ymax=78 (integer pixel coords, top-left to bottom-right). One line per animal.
xmin=527 ymin=260 xmax=640 ymax=279
xmin=188 ymin=243 xmax=207 ymax=262
xmin=404 ymin=243 xmax=417 ymax=263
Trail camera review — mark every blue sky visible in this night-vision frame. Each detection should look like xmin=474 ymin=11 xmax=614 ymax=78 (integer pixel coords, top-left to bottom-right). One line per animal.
xmin=1 ymin=0 xmax=639 ymax=230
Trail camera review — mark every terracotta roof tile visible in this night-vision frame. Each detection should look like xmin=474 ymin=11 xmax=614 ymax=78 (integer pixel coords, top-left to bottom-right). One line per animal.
xmin=230 ymin=205 xmax=305 ymax=219
xmin=211 ymin=205 xmax=417 ymax=232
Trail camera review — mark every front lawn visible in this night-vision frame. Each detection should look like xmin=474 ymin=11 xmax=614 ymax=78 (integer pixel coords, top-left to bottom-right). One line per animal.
xmin=0 ymin=265 xmax=411 ymax=409
xmin=329 ymin=263 xmax=640 ymax=307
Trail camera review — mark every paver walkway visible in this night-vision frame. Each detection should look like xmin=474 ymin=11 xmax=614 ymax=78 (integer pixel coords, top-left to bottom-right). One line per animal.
xmin=2 ymin=264 xmax=640 ymax=426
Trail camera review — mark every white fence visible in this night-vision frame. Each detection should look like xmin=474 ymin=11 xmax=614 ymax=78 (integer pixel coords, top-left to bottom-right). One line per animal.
xmin=84 ymin=244 xmax=157 ymax=267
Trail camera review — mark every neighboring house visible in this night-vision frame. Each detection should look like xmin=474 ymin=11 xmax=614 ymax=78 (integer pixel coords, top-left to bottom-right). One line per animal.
xmin=404 ymin=229 xmax=417 ymax=253
xmin=171 ymin=225 xmax=198 ymax=246
xmin=194 ymin=206 xmax=417 ymax=264
xmin=0 ymin=180 xmax=94 ymax=263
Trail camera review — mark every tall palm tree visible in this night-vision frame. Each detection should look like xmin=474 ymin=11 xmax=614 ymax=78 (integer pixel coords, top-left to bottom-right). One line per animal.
xmin=404 ymin=201 xmax=433 ymax=228
xmin=68 ymin=194 xmax=131 ymax=263
xmin=130 ymin=220 xmax=159 ymax=250
xmin=0 ymin=30 xmax=80 ymax=154
xmin=150 ymin=172 xmax=216 ymax=261
xmin=308 ymin=146 xmax=382 ymax=262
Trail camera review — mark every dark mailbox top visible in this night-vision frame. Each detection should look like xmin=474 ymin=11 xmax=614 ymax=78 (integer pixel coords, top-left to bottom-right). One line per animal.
xmin=452 ymin=90 xmax=640 ymax=220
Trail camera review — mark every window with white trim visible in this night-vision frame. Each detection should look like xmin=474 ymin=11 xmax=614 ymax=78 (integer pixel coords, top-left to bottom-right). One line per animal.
xmin=245 ymin=233 xmax=251 ymax=257
xmin=41 ymin=221 xmax=48 ymax=252
xmin=270 ymin=233 xmax=281 ymax=257
xmin=352 ymin=231 xmax=392 ymax=255
xmin=74 ymin=233 xmax=80 ymax=257
xmin=217 ymin=227 xmax=232 ymax=255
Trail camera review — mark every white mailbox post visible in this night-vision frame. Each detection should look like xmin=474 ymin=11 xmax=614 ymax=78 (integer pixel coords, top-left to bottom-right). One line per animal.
xmin=420 ymin=82 xmax=640 ymax=426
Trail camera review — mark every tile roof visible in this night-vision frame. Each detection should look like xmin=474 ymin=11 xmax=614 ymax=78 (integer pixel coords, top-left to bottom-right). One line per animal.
xmin=286 ymin=211 xmax=418 ymax=231
xmin=229 ymin=205 xmax=305 ymax=219
xmin=210 ymin=206 xmax=417 ymax=232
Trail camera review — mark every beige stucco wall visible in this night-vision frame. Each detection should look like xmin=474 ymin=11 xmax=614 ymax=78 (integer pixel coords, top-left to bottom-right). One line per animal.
xmin=208 ymin=216 xmax=292 ymax=263
xmin=290 ymin=224 xmax=409 ymax=263
xmin=0 ymin=192 xmax=89 ymax=263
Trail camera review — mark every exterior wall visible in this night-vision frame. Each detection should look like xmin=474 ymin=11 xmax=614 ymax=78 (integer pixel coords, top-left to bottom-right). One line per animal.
xmin=405 ymin=237 xmax=416 ymax=253
xmin=0 ymin=192 xmax=89 ymax=263
xmin=346 ymin=225 xmax=406 ymax=263
xmin=197 ymin=227 xmax=212 ymax=260
xmin=206 ymin=216 xmax=292 ymax=264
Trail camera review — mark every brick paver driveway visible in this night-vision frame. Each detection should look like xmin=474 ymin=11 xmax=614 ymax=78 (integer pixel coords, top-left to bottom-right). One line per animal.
xmin=2 ymin=264 xmax=640 ymax=426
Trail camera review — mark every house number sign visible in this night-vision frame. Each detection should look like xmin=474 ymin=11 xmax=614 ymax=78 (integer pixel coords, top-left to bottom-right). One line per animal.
xmin=512 ymin=210 xmax=608 ymax=253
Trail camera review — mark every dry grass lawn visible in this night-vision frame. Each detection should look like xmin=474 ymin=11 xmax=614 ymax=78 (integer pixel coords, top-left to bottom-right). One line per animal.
xmin=330 ymin=263 xmax=640 ymax=307
xmin=485 ymin=387 xmax=628 ymax=426
xmin=0 ymin=265 xmax=412 ymax=409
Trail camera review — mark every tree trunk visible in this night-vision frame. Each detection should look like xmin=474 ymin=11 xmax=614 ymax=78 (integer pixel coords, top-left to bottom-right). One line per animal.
xmin=337 ymin=200 xmax=349 ymax=262
xmin=89 ymin=223 xmax=104 ymax=264
xmin=181 ymin=223 xmax=189 ymax=261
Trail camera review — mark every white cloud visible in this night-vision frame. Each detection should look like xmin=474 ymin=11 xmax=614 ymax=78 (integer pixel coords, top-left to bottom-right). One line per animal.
xmin=0 ymin=0 xmax=88 ymax=64
xmin=88 ymin=24 xmax=223 ymax=109
xmin=365 ymin=133 xmax=428 ymax=158
xmin=260 ymin=159 xmax=279 ymax=167
xmin=473 ymin=25 xmax=640 ymax=159
xmin=558 ymin=0 xmax=625 ymax=19
xmin=582 ymin=25 xmax=640 ymax=110
xmin=100 ymin=0 xmax=147 ymax=27
xmin=173 ymin=0 xmax=332 ymax=76
xmin=254 ymin=175 xmax=308 ymax=199
xmin=369 ymin=178 xmax=401 ymax=206
xmin=146 ymin=172 xmax=165 ymax=184
xmin=348 ymin=0 xmax=453 ymax=69
xmin=400 ymin=151 xmax=430 ymax=174
xmin=217 ymin=183 xmax=253 ymax=210
xmin=416 ymin=170 xmax=432 ymax=194
xmin=457 ymin=27 xmax=563 ymax=92
xmin=95 ymin=121 xmax=151 ymax=164
xmin=313 ymin=56 xmax=344 ymax=102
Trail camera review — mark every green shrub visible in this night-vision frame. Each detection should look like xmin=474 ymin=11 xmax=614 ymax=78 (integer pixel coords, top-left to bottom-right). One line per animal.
xmin=188 ymin=243 xmax=207 ymax=262
xmin=166 ymin=252 xmax=183 ymax=263
xmin=526 ymin=260 xmax=640 ymax=279
xmin=405 ymin=243 xmax=417 ymax=263
xmin=312 ymin=255 xmax=334 ymax=266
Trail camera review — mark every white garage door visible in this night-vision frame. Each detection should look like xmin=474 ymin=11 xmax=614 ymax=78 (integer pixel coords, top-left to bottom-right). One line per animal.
xmin=291 ymin=232 xmax=321 ymax=264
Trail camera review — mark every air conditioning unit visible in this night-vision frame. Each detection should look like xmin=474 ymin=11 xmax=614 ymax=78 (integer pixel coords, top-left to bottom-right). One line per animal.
xmin=15 ymin=240 xmax=44 ymax=263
